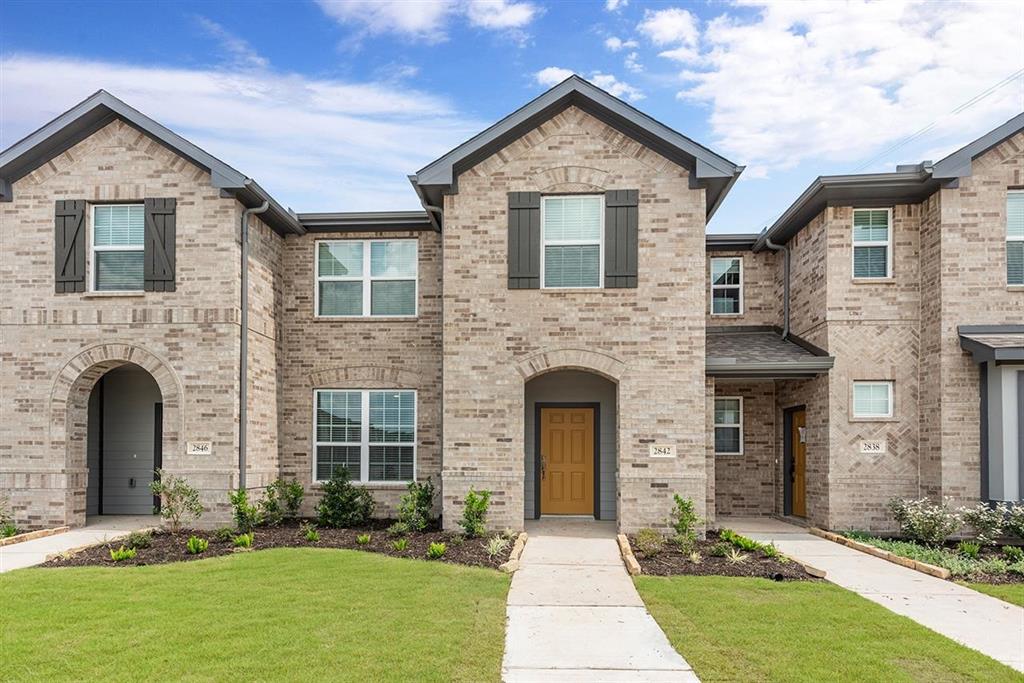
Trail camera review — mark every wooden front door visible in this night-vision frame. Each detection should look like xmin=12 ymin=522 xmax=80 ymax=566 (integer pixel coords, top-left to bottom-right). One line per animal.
xmin=540 ymin=407 xmax=595 ymax=515
xmin=791 ymin=409 xmax=807 ymax=517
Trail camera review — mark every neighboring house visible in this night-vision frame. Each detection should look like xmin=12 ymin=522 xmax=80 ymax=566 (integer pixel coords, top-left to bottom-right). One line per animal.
xmin=0 ymin=77 xmax=1021 ymax=533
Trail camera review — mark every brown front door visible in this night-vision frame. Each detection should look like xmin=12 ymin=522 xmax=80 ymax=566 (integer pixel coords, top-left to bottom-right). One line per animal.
xmin=540 ymin=407 xmax=595 ymax=515
xmin=791 ymin=409 xmax=807 ymax=517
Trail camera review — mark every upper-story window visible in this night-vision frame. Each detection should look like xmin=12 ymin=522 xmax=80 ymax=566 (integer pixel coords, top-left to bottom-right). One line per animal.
xmin=1008 ymin=190 xmax=1023 ymax=286
xmin=92 ymin=204 xmax=145 ymax=291
xmin=316 ymin=239 xmax=417 ymax=317
xmin=542 ymin=195 xmax=603 ymax=288
xmin=852 ymin=381 xmax=893 ymax=419
xmin=710 ymin=257 xmax=743 ymax=315
xmin=852 ymin=208 xmax=891 ymax=279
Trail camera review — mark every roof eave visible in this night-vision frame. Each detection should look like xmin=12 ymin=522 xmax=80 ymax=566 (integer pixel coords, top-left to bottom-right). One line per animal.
xmin=705 ymin=358 xmax=835 ymax=378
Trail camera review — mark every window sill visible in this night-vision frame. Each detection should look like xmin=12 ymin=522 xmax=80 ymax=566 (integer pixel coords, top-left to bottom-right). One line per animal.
xmin=851 ymin=278 xmax=895 ymax=284
xmin=311 ymin=481 xmax=411 ymax=489
xmin=714 ymin=451 xmax=744 ymax=457
xmin=849 ymin=416 xmax=899 ymax=423
xmin=1008 ymin=285 xmax=1024 ymax=292
xmin=81 ymin=291 xmax=146 ymax=299
xmin=710 ymin=313 xmax=744 ymax=318
xmin=313 ymin=316 xmax=419 ymax=322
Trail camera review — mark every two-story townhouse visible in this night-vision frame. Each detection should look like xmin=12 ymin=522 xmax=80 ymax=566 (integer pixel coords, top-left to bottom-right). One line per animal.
xmin=1 ymin=77 xmax=1020 ymax=534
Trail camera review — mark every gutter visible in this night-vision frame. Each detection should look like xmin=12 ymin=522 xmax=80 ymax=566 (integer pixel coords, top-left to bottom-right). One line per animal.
xmin=763 ymin=235 xmax=791 ymax=339
xmin=238 ymin=200 xmax=270 ymax=491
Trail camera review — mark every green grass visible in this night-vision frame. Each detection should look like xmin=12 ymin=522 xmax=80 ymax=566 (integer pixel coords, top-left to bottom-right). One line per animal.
xmin=842 ymin=533 xmax=1024 ymax=580
xmin=0 ymin=548 xmax=509 ymax=682
xmin=966 ymin=582 xmax=1024 ymax=608
xmin=635 ymin=575 xmax=1018 ymax=682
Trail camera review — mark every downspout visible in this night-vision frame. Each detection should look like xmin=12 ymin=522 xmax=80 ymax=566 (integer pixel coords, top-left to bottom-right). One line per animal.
xmin=764 ymin=236 xmax=790 ymax=339
xmin=239 ymin=200 xmax=270 ymax=491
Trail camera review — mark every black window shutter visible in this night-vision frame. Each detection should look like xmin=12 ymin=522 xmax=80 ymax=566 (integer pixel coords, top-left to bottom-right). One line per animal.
xmin=144 ymin=198 xmax=176 ymax=292
xmin=54 ymin=200 xmax=86 ymax=293
xmin=508 ymin=192 xmax=541 ymax=289
xmin=605 ymin=190 xmax=639 ymax=288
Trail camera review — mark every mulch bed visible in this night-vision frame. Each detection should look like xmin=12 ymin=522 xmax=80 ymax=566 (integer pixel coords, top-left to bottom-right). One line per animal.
xmin=631 ymin=530 xmax=816 ymax=580
xmin=42 ymin=519 xmax=513 ymax=570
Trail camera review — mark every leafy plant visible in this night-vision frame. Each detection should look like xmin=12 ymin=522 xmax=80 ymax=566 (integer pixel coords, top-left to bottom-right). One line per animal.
xmin=957 ymin=540 xmax=981 ymax=559
xmin=109 ymin=545 xmax=137 ymax=562
xmin=186 ymin=535 xmax=209 ymax=555
xmin=300 ymin=522 xmax=319 ymax=542
xmin=485 ymin=535 xmax=510 ymax=559
xmin=213 ymin=527 xmax=235 ymax=543
xmin=426 ymin=542 xmax=447 ymax=559
xmin=669 ymin=494 xmax=701 ymax=550
xmin=709 ymin=542 xmax=731 ymax=557
xmin=761 ymin=543 xmax=782 ymax=560
xmin=1005 ymin=506 xmax=1024 ymax=540
xmin=959 ymin=502 xmax=1007 ymax=546
xmin=277 ymin=479 xmax=305 ymax=519
xmin=387 ymin=522 xmax=411 ymax=538
xmin=356 ymin=533 xmax=371 ymax=545
xmin=448 ymin=534 xmax=465 ymax=547
xmin=233 ymin=532 xmax=254 ymax=549
xmin=888 ymin=497 xmax=960 ymax=546
xmin=634 ymin=528 xmax=666 ymax=557
xmin=228 ymin=489 xmax=263 ymax=533
xmin=398 ymin=479 xmax=436 ymax=532
xmin=392 ymin=538 xmax=409 ymax=551
xmin=258 ymin=483 xmax=284 ymax=527
xmin=315 ymin=470 xmax=375 ymax=528
xmin=719 ymin=528 xmax=763 ymax=552
xmin=688 ymin=551 xmax=702 ymax=564
xmin=1002 ymin=545 xmax=1024 ymax=562
xmin=0 ymin=494 xmax=14 ymax=528
xmin=125 ymin=530 xmax=152 ymax=549
xmin=725 ymin=548 xmax=748 ymax=565
xmin=459 ymin=489 xmax=491 ymax=538
xmin=1010 ymin=562 xmax=1024 ymax=577
xmin=2 ymin=523 xmax=20 ymax=538
xmin=149 ymin=470 xmax=203 ymax=533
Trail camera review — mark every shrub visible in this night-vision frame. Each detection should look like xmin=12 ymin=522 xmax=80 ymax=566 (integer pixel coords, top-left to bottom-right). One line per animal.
xmin=300 ymin=522 xmax=319 ymax=542
xmin=392 ymin=538 xmax=409 ymax=551
xmin=761 ymin=543 xmax=782 ymax=560
xmin=888 ymin=497 xmax=960 ymax=546
xmin=398 ymin=479 xmax=435 ymax=532
xmin=688 ymin=551 xmax=702 ymax=564
xmin=258 ymin=484 xmax=284 ymax=527
xmin=669 ymin=494 xmax=701 ymax=550
xmin=387 ymin=522 xmax=411 ymax=538
xmin=426 ymin=542 xmax=446 ymax=559
xmin=459 ymin=489 xmax=491 ymax=538
xmin=109 ymin=545 xmax=136 ymax=562
xmin=228 ymin=489 xmax=263 ymax=533
xmin=356 ymin=533 xmax=371 ymax=545
xmin=719 ymin=528 xmax=763 ymax=552
xmin=725 ymin=548 xmax=747 ymax=564
xmin=213 ymin=527 xmax=235 ymax=543
xmin=1002 ymin=546 xmax=1024 ymax=562
xmin=1005 ymin=506 xmax=1024 ymax=540
xmin=316 ymin=470 xmax=375 ymax=528
xmin=125 ymin=530 xmax=152 ymax=549
xmin=0 ymin=493 xmax=14 ymax=527
xmin=959 ymin=502 xmax=1007 ymax=546
xmin=186 ymin=535 xmax=209 ymax=555
xmin=485 ymin=535 xmax=510 ymax=559
xmin=448 ymin=534 xmax=465 ymax=547
xmin=233 ymin=532 xmax=254 ymax=549
xmin=709 ymin=542 xmax=731 ymax=557
xmin=957 ymin=540 xmax=981 ymax=559
xmin=1009 ymin=562 xmax=1024 ymax=577
xmin=2 ymin=523 xmax=20 ymax=538
xmin=150 ymin=470 xmax=203 ymax=533
xmin=277 ymin=479 xmax=305 ymax=519
xmin=634 ymin=528 xmax=666 ymax=557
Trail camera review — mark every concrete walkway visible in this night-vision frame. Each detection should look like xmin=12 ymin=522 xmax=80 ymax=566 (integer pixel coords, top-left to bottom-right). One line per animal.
xmin=502 ymin=518 xmax=697 ymax=682
xmin=0 ymin=515 xmax=157 ymax=573
xmin=727 ymin=517 xmax=1024 ymax=673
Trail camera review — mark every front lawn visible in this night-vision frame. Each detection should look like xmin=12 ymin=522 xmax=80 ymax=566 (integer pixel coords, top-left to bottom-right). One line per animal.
xmin=635 ymin=575 xmax=1018 ymax=682
xmin=967 ymin=582 xmax=1024 ymax=608
xmin=1 ymin=548 xmax=509 ymax=682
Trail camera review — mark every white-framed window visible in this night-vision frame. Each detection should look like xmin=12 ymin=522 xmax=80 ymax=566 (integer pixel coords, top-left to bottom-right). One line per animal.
xmin=852 ymin=208 xmax=892 ymax=279
xmin=714 ymin=397 xmax=743 ymax=455
xmin=852 ymin=381 xmax=893 ymax=419
xmin=710 ymin=257 xmax=743 ymax=315
xmin=1008 ymin=190 xmax=1023 ymax=286
xmin=315 ymin=239 xmax=417 ymax=317
xmin=91 ymin=204 xmax=145 ymax=291
xmin=541 ymin=195 xmax=603 ymax=288
xmin=314 ymin=389 xmax=416 ymax=483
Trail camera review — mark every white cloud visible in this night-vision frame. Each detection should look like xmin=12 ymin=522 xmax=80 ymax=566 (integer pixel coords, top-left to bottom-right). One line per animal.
xmin=638 ymin=7 xmax=699 ymax=47
xmin=0 ymin=54 xmax=486 ymax=211
xmin=315 ymin=0 xmax=539 ymax=42
xmin=535 ymin=66 xmax=576 ymax=87
xmin=678 ymin=1 xmax=1024 ymax=173
xmin=605 ymin=0 xmax=627 ymax=11
xmin=624 ymin=52 xmax=643 ymax=73
xmin=195 ymin=17 xmax=268 ymax=70
xmin=590 ymin=72 xmax=645 ymax=101
xmin=604 ymin=36 xmax=638 ymax=52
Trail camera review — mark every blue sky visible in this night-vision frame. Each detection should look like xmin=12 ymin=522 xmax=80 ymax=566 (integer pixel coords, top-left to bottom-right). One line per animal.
xmin=2 ymin=0 xmax=1022 ymax=233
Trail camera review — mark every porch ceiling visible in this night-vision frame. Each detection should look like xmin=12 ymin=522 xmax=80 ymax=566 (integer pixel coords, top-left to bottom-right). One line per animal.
xmin=706 ymin=326 xmax=834 ymax=378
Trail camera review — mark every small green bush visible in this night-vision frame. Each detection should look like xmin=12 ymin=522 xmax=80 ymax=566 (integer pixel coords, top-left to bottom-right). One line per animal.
xmin=1005 ymin=506 xmax=1024 ymax=541
xmin=356 ymin=533 xmax=371 ymax=545
xmin=959 ymin=502 xmax=1007 ymax=546
xmin=709 ymin=542 xmax=731 ymax=557
xmin=1009 ymin=562 xmax=1024 ymax=577
xmin=1002 ymin=545 xmax=1024 ymax=562
xmin=392 ymin=538 xmax=409 ymax=551
xmin=125 ymin=530 xmax=152 ymax=549
xmin=186 ymin=535 xmax=209 ymax=554
xmin=109 ymin=545 xmax=136 ymax=562
xmin=398 ymin=479 xmax=435 ymax=532
xmin=2 ymin=523 xmax=21 ymax=538
xmin=233 ymin=532 xmax=254 ymax=549
xmin=277 ymin=479 xmax=305 ymax=519
xmin=669 ymin=494 xmax=700 ymax=550
xmin=448 ymin=534 xmax=465 ymax=547
xmin=387 ymin=521 xmax=411 ymax=538
xmin=258 ymin=483 xmax=284 ymax=527
xmin=426 ymin=542 xmax=446 ymax=559
xmin=634 ymin=528 xmax=666 ymax=557
xmin=888 ymin=497 xmax=960 ymax=546
xmin=150 ymin=470 xmax=203 ymax=533
xmin=228 ymin=489 xmax=263 ymax=533
xmin=0 ymin=494 xmax=16 ymax=535
xmin=485 ymin=535 xmax=510 ymax=559
xmin=213 ymin=527 xmax=235 ymax=543
xmin=459 ymin=489 xmax=491 ymax=538
xmin=957 ymin=540 xmax=981 ymax=559
xmin=300 ymin=522 xmax=319 ymax=542
xmin=315 ymin=470 xmax=375 ymax=528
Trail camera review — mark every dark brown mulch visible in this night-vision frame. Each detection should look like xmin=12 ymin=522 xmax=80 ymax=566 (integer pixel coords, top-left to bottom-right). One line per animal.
xmin=41 ymin=519 xmax=513 ymax=570
xmin=631 ymin=530 xmax=816 ymax=580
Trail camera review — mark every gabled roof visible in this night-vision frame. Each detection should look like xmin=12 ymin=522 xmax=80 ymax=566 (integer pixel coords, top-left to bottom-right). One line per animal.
xmin=409 ymin=75 xmax=743 ymax=229
xmin=0 ymin=90 xmax=304 ymax=236
xmin=753 ymin=111 xmax=1024 ymax=251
